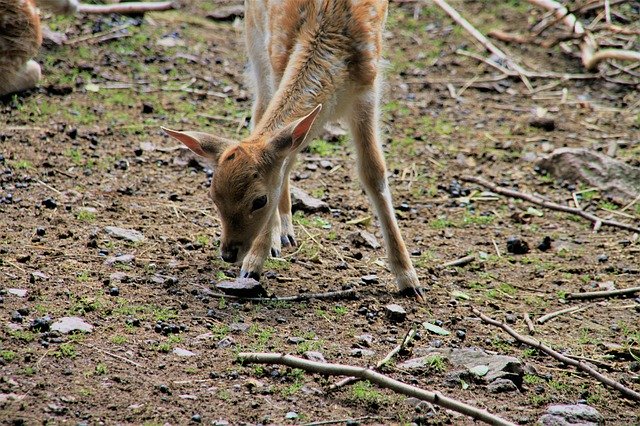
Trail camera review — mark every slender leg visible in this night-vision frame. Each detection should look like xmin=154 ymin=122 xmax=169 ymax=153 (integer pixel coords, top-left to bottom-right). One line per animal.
xmin=240 ymin=211 xmax=280 ymax=280
xmin=347 ymin=89 xmax=424 ymax=300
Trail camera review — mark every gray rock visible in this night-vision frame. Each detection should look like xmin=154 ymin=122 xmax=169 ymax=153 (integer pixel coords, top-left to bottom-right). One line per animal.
xmin=104 ymin=226 xmax=145 ymax=243
xmin=30 ymin=271 xmax=49 ymax=282
xmin=538 ymin=404 xmax=604 ymax=426
xmin=348 ymin=230 xmax=380 ymax=249
xmin=290 ymin=186 xmax=329 ymax=213
xmin=51 ymin=317 xmax=93 ymax=334
xmin=487 ymin=378 xmax=518 ymax=393
xmin=105 ymin=254 xmax=135 ymax=266
xmin=443 ymin=370 xmax=473 ymax=388
xmin=109 ymin=272 xmax=129 ymax=283
xmin=229 ymin=322 xmax=250 ymax=333
xmin=304 ymin=351 xmax=326 ymax=363
xmin=356 ymin=333 xmax=373 ymax=347
xmin=285 ymin=411 xmax=299 ymax=420
xmin=216 ymin=336 xmax=235 ymax=349
xmin=361 ymin=274 xmax=378 ymax=284
xmin=400 ymin=347 xmax=524 ymax=384
xmin=538 ymin=148 xmax=640 ymax=204
xmin=7 ymin=289 xmax=27 ymax=297
xmin=216 ymin=278 xmax=267 ymax=297
xmin=350 ymin=348 xmax=375 ymax=357
xmin=287 ymin=336 xmax=304 ymax=344
xmin=172 ymin=347 xmax=196 ymax=357
xmin=385 ymin=304 xmax=407 ymax=322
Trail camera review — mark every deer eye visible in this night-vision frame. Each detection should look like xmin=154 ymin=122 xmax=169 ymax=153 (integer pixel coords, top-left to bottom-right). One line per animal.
xmin=251 ymin=195 xmax=267 ymax=212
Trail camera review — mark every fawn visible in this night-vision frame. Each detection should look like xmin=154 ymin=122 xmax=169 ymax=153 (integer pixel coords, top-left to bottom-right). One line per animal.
xmin=164 ymin=0 xmax=424 ymax=301
xmin=0 ymin=0 xmax=77 ymax=97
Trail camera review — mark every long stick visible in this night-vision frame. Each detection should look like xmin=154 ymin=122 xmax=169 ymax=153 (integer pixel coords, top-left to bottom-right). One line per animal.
xmin=536 ymin=304 xmax=592 ymax=324
xmin=461 ymin=175 xmax=640 ymax=234
xmin=431 ymin=0 xmax=533 ymax=91
xmin=566 ymin=286 xmax=640 ymax=300
xmin=208 ymin=288 xmax=357 ymax=302
xmin=77 ymin=1 xmax=175 ymax=14
xmin=472 ymin=308 xmax=640 ymax=401
xmin=238 ymin=352 xmax=518 ymax=426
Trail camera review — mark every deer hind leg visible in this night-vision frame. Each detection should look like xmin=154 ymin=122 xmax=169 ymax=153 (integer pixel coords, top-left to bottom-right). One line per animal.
xmin=348 ymin=90 xmax=424 ymax=300
xmin=0 ymin=60 xmax=41 ymax=97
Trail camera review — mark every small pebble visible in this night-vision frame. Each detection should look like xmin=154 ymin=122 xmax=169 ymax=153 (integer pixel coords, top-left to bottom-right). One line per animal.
xmin=109 ymin=287 xmax=120 ymax=296
xmin=191 ymin=414 xmax=202 ymax=423
xmin=506 ymin=236 xmax=530 ymax=254
xmin=42 ymin=198 xmax=58 ymax=209
xmin=597 ymin=254 xmax=608 ymax=263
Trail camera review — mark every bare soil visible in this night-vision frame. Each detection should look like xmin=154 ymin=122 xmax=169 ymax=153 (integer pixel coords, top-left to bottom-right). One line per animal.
xmin=1 ymin=1 xmax=639 ymax=425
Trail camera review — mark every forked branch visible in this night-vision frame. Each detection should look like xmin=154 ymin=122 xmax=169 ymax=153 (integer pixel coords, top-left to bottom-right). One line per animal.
xmin=461 ymin=175 xmax=640 ymax=234
xmin=238 ymin=352 xmax=518 ymax=426
xmin=473 ymin=308 xmax=640 ymax=401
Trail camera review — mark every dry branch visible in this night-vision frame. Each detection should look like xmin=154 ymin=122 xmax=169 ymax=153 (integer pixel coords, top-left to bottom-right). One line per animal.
xmin=473 ymin=308 xmax=640 ymax=401
xmin=440 ymin=254 xmax=475 ymax=268
xmin=524 ymin=312 xmax=536 ymax=334
xmin=526 ymin=0 xmax=640 ymax=70
xmin=566 ymin=286 xmax=640 ymax=300
xmin=238 ymin=352 xmax=518 ymax=426
xmin=536 ymin=304 xmax=592 ymax=324
xmin=431 ymin=0 xmax=533 ymax=90
xmin=77 ymin=1 xmax=175 ymax=14
xmin=461 ymin=175 xmax=640 ymax=234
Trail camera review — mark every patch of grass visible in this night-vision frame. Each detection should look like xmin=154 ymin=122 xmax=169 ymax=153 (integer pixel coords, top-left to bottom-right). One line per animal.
xmin=76 ymin=210 xmax=96 ymax=222
xmin=1 ymin=350 xmax=17 ymax=362
xmin=429 ymin=217 xmax=454 ymax=229
xmin=195 ymin=234 xmax=210 ymax=246
xmin=21 ymin=366 xmax=36 ymax=376
xmin=497 ymin=283 xmax=517 ymax=297
xmin=153 ymin=307 xmax=177 ymax=322
xmin=210 ymin=323 xmax=230 ymax=340
xmin=54 ymin=343 xmax=77 ymax=358
xmin=264 ymin=257 xmax=290 ymax=270
xmin=111 ymin=335 xmax=128 ymax=344
xmin=333 ymin=305 xmax=348 ymax=317
xmin=350 ymin=381 xmax=387 ymax=405
xmin=524 ymin=374 xmax=542 ymax=385
xmin=461 ymin=213 xmax=494 ymax=226
xmin=10 ymin=160 xmax=33 ymax=170
xmin=8 ymin=329 xmax=37 ymax=342
xmin=95 ymin=363 xmax=108 ymax=375
xmin=423 ymin=354 xmax=447 ymax=372
xmin=307 ymin=139 xmax=341 ymax=156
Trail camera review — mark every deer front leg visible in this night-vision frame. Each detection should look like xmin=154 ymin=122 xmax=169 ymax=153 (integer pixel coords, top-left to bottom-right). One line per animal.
xmin=240 ymin=210 xmax=280 ymax=280
xmin=348 ymin=91 xmax=425 ymax=301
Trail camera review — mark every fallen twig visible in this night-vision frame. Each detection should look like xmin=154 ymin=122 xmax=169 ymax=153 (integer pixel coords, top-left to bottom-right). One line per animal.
xmin=537 ymin=304 xmax=592 ymax=324
xmin=329 ymin=328 xmax=417 ymax=390
xmin=77 ymin=1 xmax=175 ymax=14
xmin=77 ymin=342 xmax=144 ymax=368
xmin=524 ymin=312 xmax=536 ymax=335
xmin=473 ymin=308 xmax=640 ymax=401
xmin=439 ymin=254 xmax=475 ymax=268
xmin=431 ymin=0 xmax=533 ymax=91
xmin=238 ymin=352 xmax=518 ymax=426
xmin=461 ymin=175 xmax=640 ymax=234
xmin=566 ymin=286 xmax=640 ymax=300
xmin=208 ymin=288 xmax=357 ymax=302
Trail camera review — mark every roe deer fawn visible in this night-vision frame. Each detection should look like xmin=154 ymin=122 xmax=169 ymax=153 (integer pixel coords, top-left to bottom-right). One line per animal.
xmin=164 ymin=0 xmax=425 ymax=301
xmin=0 ymin=0 xmax=77 ymax=97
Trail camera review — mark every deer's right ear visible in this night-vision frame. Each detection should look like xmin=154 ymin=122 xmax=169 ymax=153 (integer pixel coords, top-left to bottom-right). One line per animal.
xmin=161 ymin=127 xmax=234 ymax=161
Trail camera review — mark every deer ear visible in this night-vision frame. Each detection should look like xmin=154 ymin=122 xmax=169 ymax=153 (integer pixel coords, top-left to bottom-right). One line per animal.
xmin=270 ymin=104 xmax=323 ymax=154
xmin=162 ymin=127 xmax=234 ymax=161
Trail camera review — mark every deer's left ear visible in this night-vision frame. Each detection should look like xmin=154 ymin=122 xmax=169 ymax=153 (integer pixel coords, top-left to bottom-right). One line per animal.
xmin=162 ymin=127 xmax=235 ymax=162
xmin=270 ymin=104 xmax=322 ymax=154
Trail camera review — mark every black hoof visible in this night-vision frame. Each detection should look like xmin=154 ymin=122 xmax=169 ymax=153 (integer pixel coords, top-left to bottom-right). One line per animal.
xmin=280 ymin=234 xmax=297 ymax=247
xmin=399 ymin=286 xmax=428 ymax=303
xmin=270 ymin=247 xmax=281 ymax=258
xmin=240 ymin=270 xmax=261 ymax=281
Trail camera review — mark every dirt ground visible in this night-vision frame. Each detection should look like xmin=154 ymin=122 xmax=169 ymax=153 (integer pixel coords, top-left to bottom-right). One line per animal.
xmin=1 ymin=1 xmax=639 ymax=425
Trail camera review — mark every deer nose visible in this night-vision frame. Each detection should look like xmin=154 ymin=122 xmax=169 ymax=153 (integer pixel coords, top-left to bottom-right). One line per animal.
xmin=220 ymin=245 xmax=238 ymax=263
